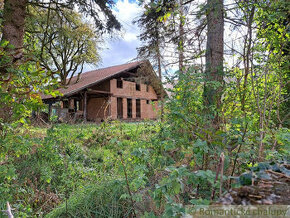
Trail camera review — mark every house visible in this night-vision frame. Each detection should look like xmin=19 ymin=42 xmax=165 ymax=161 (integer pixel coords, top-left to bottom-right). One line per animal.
xmin=41 ymin=60 xmax=164 ymax=122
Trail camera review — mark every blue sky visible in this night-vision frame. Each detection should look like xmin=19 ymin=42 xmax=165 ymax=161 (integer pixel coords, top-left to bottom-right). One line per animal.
xmin=84 ymin=0 xmax=142 ymax=70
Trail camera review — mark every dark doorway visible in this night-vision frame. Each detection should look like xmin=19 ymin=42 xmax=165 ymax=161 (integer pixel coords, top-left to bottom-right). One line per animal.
xmin=117 ymin=98 xmax=123 ymax=119
xmin=63 ymin=100 xmax=69 ymax=108
xmin=127 ymin=98 xmax=132 ymax=118
xmin=117 ymin=79 xmax=123 ymax=88
xmin=136 ymin=99 xmax=141 ymax=118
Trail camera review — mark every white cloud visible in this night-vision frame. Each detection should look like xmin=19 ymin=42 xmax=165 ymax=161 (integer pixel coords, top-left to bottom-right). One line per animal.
xmin=83 ymin=0 xmax=248 ymax=73
xmin=123 ymin=32 xmax=138 ymax=42
xmin=113 ymin=0 xmax=142 ymax=25
xmin=96 ymin=0 xmax=143 ymax=68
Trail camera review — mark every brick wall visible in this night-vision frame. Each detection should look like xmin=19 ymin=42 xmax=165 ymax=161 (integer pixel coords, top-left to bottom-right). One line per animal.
xmin=110 ymin=79 xmax=158 ymax=100
xmin=87 ymin=97 xmax=109 ymax=121
xmin=123 ymin=98 xmax=127 ymax=119
xmin=110 ymin=96 xmax=117 ymax=119
xmin=109 ymin=79 xmax=159 ymax=120
xmin=132 ymin=98 xmax=136 ymax=118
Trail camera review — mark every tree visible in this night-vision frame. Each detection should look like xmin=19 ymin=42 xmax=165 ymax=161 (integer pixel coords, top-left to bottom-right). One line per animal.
xmin=149 ymin=0 xmax=208 ymax=72
xmin=178 ymin=0 xmax=185 ymax=72
xmin=26 ymin=7 xmax=100 ymax=85
xmin=1 ymin=0 xmax=26 ymax=56
xmin=220 ymin=0 xmax=289 ymax=161
xmin=134 ymin=0 xmax=169 ymax=118
xmin=0 ymin=0 xmax=120 ymax=124
xmin=0 ymin=0 xmax=120 ymax=58
xmin=135 ymin=1 xmax=165 ymax=74
xmin=157 ymin=0 xmax=186 ymax=72
xmin=203 ymin=0 xmax=224 ymax=127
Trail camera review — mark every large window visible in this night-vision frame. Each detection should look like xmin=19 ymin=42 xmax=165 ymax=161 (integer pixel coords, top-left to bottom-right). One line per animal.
xmin=117 ymin=79 xmax=123 ymax=88
xmin=74 ymin=100 xmax=81 ymax=111
xmin=136 ymin=99 xmax=141 ymax=118
xmin=136 ymin=83 xmax=140 ymax=91
xmin=127 ymin=98 xmax=132 ymax=118
xmin=117 ymin=98 xmax=123 ymax=119
xmin=63 ymin=100 xmax=69 ymax=108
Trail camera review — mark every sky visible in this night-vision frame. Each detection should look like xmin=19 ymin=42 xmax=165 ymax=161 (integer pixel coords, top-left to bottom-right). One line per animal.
xmin=83 ymin=0 xmax=244 ymax=72
xmin=86 ymin=0 xmax=143 ymax=70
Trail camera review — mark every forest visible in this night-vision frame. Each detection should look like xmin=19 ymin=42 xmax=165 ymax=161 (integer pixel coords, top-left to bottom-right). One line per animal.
xmin=0 ymin=0 xmax=289 ymax=217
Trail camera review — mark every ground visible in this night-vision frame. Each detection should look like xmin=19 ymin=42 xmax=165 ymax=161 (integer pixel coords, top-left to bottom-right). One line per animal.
xmin=1 ymin=121 xmax=289 ymax=217
xmin=0 ymin=121 xmax=161 ymax=217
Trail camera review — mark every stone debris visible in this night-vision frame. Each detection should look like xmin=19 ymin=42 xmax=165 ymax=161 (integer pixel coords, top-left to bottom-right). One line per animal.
xmin=219 ymin=162 xmax=290 ymax=205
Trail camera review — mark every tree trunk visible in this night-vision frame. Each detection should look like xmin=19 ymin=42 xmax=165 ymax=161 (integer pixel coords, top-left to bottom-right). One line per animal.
xmin=203 ymin=0 xmax=224 ymax=127
xmin=178 ymin=0 xmax=184 ymax=72
xmin=258 ymin=112 xmax=264 ymax=161
xmin=156 ymin=40 xmax=164 ymax=121
xmin=241 ymin=6 xmax=255 ymax=113
xmin=1 ymin=0 xmax=27 ymax=55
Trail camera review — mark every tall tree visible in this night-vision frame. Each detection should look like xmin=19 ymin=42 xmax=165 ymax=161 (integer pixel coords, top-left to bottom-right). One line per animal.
xmin=178 ymin=0 xmax=185 ymax=72
xmin=221 ymin=0 xmax=289 ymax=161
xmin=1 ymin=0 xmax=27 ymax=56
xmin=203 ymin=0 xmax=224 ymax=127
xmin=0 ymin=0 xmax=120 ymax=59
xmin=134 ymin=1 xmax=164 ymax=73
xmin=134 ymin=0 xmax=169 ymax=118
xmin=26 ymin=7 xmax=100 ymax=85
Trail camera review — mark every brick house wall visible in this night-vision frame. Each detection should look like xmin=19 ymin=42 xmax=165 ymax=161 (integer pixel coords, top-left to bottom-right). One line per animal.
xmin=42 ymin=61 xmax=162 ymax=122
xmin=109 ymin=79 xmax=158 ymax=120
xmin=87 ymin=97 xmax=109 ymax=121
xmin=59 ymin=78 xmax=159 ymax=122
xmin=110 ymin=96 xmax=117 ymax=120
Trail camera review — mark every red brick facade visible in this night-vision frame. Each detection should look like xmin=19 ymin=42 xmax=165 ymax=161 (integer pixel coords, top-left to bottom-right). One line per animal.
xmin=109 ymin=79 xmax=158 ymax=120
xmin=86 ymin=78 xmax=158 ymax=121
xmin=42 ymin=61 xmax=162 ymax=122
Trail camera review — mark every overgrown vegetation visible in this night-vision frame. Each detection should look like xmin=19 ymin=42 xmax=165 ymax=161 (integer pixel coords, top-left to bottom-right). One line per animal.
xmin=0 ymin=122 xmax=154 ymax=216
xmin=0 ymin=0 xmax=289 ymax=217
xmin=0 ymin=117 xmax=288 ymax=216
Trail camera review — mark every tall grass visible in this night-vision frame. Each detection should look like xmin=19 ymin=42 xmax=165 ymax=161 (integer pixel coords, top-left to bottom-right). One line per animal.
xmin=46 ymin=179 xmax=133 ymax=218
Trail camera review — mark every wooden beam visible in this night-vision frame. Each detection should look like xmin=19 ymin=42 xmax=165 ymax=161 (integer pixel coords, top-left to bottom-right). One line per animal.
xmin=87 ymin=89 xmax=112 ymax=95
xmin=121 ymin=71 xmax=136 ymax=77
xmin=83 ymin=91 xmax=87 ymax=122
xmin=112 ymin=94 xmax=157 ymax=101
xmin=87 ymin=95 xmax=108 ymax=99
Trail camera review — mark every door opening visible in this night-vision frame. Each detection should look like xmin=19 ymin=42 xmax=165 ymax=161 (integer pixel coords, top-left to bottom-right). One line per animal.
xmin=136 ymin=99 xmax=141 ymax=118
xmin=127 ymin=98 xmax=132 ymax=118
xmin=117 ymin=98 xmax=123 ymax=119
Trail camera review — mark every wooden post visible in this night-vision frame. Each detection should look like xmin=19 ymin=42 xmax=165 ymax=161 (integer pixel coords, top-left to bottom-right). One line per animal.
xmin=48 ymin=103 xmax=52 ymax=121
xmin=83 ymin=91 xmax=87 ymax=122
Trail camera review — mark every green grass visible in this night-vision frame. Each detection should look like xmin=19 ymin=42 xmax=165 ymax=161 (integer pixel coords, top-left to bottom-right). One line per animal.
xmin=2 ymin=120 xmax=288 ymax=217
xmin=0 ymin=121 xmax=160 ymax=217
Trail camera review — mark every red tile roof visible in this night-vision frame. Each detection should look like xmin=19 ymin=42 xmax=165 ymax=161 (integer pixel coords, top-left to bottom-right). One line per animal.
xmin=42 ymin=61 xmax=144 ymax=100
